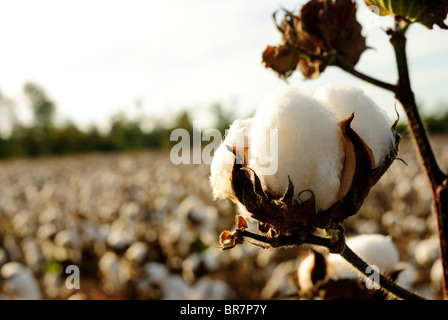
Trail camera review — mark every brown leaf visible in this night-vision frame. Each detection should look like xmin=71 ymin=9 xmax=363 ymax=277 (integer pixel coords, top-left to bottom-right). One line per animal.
xmin=264 ymin=0 xmax=367 ymax=79
xmin=298 ymin=56 xmax=323 ymax=79
xmin=262 ymin=44 xmax=300 ymax=78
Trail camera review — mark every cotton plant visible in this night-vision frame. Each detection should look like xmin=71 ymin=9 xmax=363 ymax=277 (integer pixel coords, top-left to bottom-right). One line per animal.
xmin=209 ymin=0 xmax=448 ymax=300
xmin=209 ymin=83 xmax=410 ymax=298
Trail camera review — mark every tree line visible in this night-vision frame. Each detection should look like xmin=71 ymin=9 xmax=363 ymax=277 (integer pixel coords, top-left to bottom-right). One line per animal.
xmin=0 ymin=82 xmax=235 ymax=159
xmin=0 ymin=82 xmax=446 ymax=159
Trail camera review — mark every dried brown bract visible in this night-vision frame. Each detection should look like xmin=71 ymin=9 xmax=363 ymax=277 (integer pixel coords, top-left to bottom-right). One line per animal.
xmin=262 ymin=0 xmax=367 ymax=79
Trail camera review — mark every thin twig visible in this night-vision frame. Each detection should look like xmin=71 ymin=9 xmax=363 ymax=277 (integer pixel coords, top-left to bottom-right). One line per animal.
xmin=334 ymin=60 xmax=397 ymax=93
xmin=339 ymin=243 xmax=425 ymax=300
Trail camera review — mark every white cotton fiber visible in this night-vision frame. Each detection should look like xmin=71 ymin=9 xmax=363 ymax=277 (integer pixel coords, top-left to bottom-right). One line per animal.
xmin=249 ymin=87 xmax=345 ymax=211
xmin=314 ymin=84 xmax=395 ymax=167
xmin=210 ymin=118 xmax=253 ymax=200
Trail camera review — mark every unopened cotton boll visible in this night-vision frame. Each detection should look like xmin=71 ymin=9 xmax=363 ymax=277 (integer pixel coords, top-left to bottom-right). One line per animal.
xmin=314 ymin=84 xmax=395 ymax=167
xmin=249 ymin=87 xmax=344 ymax=211
xmin=210 ymin=118 xmax=253 ymax=200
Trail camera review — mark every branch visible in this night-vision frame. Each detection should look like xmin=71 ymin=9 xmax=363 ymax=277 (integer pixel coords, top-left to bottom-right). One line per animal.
xmin=339 ymin=243 xmax=424 ymax=300
xmin=234 ymin=229 xmax=425 ymax=300
xmin=334 ymin=61 xmax=397 ymax=93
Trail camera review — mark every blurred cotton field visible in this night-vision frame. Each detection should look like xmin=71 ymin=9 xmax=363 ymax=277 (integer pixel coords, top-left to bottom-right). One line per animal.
xmin=0 ymin=134 xmax=447 ymax=299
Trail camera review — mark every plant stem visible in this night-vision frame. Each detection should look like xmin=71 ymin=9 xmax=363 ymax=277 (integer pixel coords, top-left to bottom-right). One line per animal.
xmin=334 ymin=20 xmax=448 ymax=299
xmin=389 ymin=24 xmax=448 ymax=299
xmin=339 ymin=243 xmax=425 ymax=300
xmin=236 ymin=229 xmax=425 ymax=300
xmin=335 ymin=61 xmax=397 ymax=93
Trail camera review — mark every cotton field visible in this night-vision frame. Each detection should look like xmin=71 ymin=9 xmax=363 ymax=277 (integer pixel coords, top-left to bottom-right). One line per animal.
xmin=0 ymin=135 xmax=447 ymax=300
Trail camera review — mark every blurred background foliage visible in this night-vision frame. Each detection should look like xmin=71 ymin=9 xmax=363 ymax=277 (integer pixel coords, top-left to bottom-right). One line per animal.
xmin=0 ymin=82 xmax=238 ymax=159
xmin=0 ymin=81 xmax=446 ymax=159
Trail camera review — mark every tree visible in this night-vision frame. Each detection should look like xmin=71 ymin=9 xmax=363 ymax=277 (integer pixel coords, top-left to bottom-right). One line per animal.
xmin=23 ymin=82 xmax=56 ymax=134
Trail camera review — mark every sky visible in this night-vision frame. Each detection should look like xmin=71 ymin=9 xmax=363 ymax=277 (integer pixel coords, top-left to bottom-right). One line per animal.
xmin=0 ymin=0 xmax=447 ymax=132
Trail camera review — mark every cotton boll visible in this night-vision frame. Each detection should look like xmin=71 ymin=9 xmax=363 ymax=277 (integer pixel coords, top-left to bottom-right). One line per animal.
xmin=326 ymin=254 xmax=359 ymax=280
xmin=98 ymin=251 xmax=131 ymax=293
xmin=192 ymin=277 xmax=234 ymax=300
xmin=346 ymin=234 xmax=399 ymax=272
xmin=144 ymin=262 xmax=169 ymax=287
xmin=261 ymin=260 xmax=298 ymax=299
xmin=395 ymin=262 xmax=418 ymax=291
xmin=430 ymin=259 xmax=443 ymax=292
xmin=1 ymin=262 xmax=42 ymax=300
xmin=125 ymin=241 xmax=148 ymax=265
xmin=210 ymin=118 xmax=253 ymax=200
xmin=162 ymin=275 xmax=192 ymax=300
xmin=414 ymin=236 xmax=439 ymax=267
xmin=314 ymin=84 xmax=395 ymax=167
xmin=250 ymin=87 xmax=344 ymax=211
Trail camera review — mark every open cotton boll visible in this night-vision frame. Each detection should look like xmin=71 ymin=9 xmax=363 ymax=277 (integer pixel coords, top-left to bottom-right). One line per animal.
xmin=249 ymin=87 xmax=345 ymax=211
xmin=327 ymin=234 xmax=400 ymax=280
xmin=210 ymin=118 xmax=253 ymax=200
xmin=314 ymin=84 xmax=395 ymax=167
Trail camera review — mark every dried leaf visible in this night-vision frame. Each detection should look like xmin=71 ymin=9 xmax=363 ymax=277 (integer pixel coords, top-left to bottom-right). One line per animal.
xmin=262 ymin=45 xmax=300 ymax=78
xmin=263 ymin=0 xmax=367 ymax=79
